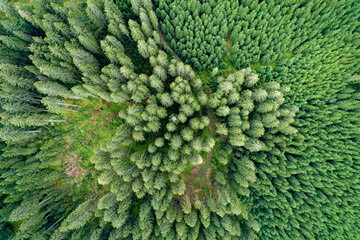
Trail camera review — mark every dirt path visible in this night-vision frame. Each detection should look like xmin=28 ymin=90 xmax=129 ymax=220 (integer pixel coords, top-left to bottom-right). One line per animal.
xmin=158 ymin=25 xmax=184 ymax=62
xmin=202 ymin=105 xmax=217 ymax=173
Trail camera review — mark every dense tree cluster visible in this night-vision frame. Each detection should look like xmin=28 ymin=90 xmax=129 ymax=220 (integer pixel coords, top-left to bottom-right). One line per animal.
xmin=225 ymin=1 xmax=360 ymax=239
xmin=154 ymin=1 xmax=360 ymax=238
xmin=0 ymin=0 xmax=359 ymax=239
xmin=155 ymin=0 xmax=237 ymax=71
xmin=229 ymin=0 xmax=360 ymax=69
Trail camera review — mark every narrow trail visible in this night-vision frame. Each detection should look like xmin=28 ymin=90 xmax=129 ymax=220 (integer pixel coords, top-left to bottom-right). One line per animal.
xmin=203 ymin=105 xmax=216 ymax=171
xmin=158 ymin=25 xmax=183 ymax=63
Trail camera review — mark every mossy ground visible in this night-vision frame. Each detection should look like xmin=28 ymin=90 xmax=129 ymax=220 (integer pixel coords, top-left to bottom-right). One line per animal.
xmin=49 ymin=99 xmax=123 ymax=200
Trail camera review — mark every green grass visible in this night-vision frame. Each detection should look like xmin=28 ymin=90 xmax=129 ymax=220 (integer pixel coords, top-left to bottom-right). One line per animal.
xmin=49 ymin=98 xmax=123 ymax=199
xmin=60 ymin=99 xmax=122 ymax=157
xmin=250 ymin=62 xmax=277 ymax=71
xmin=283 ymin=52 xmax=294 ymax=58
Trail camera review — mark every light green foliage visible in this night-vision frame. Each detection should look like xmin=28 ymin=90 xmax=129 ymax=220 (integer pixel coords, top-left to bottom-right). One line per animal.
xmin=59 ymin=199 xmax=94 ymax=232
xmin=0 ymin=0 xmax=358 ymax=239
xmin=9 ymin=200 xmax=41 ymax=222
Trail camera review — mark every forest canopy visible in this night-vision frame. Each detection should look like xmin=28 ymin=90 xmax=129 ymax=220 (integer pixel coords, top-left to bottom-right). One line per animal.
xmin=0 ymin=0 xmax=359 ymax=239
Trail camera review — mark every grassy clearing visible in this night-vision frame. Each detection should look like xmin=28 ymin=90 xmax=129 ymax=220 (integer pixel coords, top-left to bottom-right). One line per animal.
xmin=50 ymin=98 xmax=123 ymax=200
xmin=181 ymin=163 xmax=216 ymax=204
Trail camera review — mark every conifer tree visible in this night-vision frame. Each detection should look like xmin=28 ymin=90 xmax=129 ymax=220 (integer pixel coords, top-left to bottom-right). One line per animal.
xmin=0 ymin=0 xmax=359 ymax=239
xmin=59 ymin=199 xmax=95 ymax=232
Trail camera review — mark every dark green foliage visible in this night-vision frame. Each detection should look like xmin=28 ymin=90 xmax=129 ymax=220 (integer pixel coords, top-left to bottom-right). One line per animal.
xmin=0 ymin=0 xmax=359 ymax=239
xmin=156 ymin=0 xmax=237 ymax=71
xmin=223 ymin=1 xmax=360 ymax=239
xmin=229 ymin=0 xmax=360 ymax=70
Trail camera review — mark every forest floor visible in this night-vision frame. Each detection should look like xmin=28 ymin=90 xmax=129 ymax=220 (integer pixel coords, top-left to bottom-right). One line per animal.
xmin=51 ymin=99 xmax=122 ymax=200
xmin=182 ymin=105 xmax=218 ymax=203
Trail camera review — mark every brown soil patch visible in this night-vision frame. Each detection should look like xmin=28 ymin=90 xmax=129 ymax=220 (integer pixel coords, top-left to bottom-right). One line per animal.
xmin=92 ymin=109 xmax=101 ymax=116
xmin=64 ymin=151 xmax=87 ymax=181
xmin=63 ymin=134 xmax=88 ymax=184
xmin=182 ymin=164 xmax=217 ymax=204
xmin=176 ymin=103 xmax=219 ymax=204
xmin=104 ymin=114 xmax=113 ymax=122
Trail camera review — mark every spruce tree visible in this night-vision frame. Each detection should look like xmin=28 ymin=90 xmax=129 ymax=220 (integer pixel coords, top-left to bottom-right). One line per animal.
xmin=0 ymin=0 xmax=359 ymax=239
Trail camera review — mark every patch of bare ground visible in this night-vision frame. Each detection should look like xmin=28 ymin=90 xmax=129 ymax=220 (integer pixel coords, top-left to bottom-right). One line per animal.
xmin=104 ymin=114 xmax=113 ymax=122
xmin=64 ymin=151 xmax=87 ymax=184
xmin=182 ymin=163 xmax=217 ymax=204
xmin=92 ymin=109 xmax=101 ymax=117
xmin=63 ymin=135 xmax=88 ymax=187
xmin=63 ymin=134 xmax=88 ymax=186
